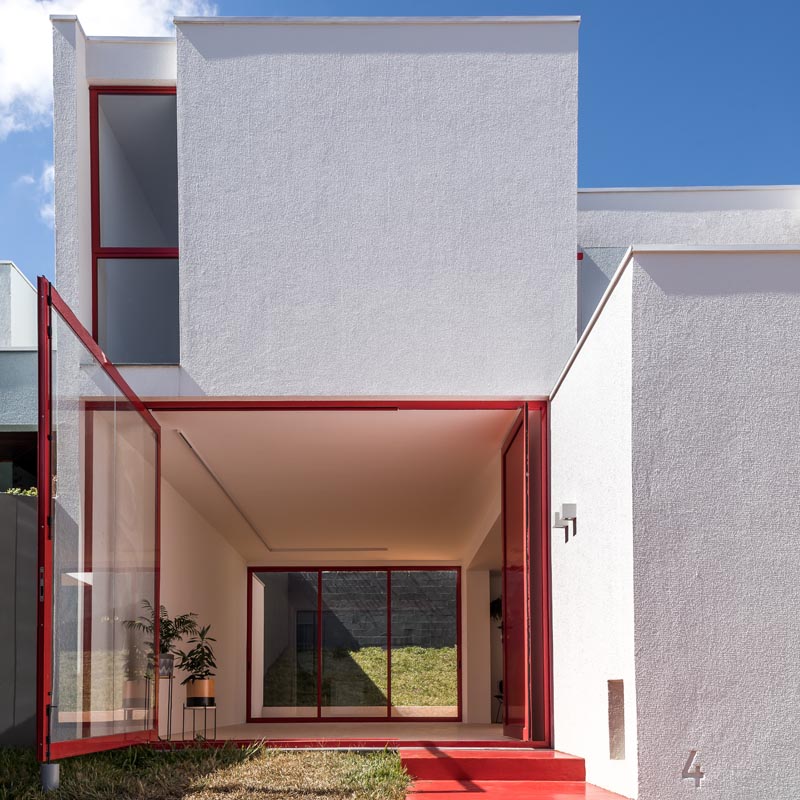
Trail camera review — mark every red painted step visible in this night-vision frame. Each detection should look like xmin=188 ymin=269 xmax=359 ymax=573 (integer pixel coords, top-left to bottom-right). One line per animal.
xmin=399 ymin=749 xmax=586 ymax=782
xmin=408 ymin=780 xmax=629 ymax=799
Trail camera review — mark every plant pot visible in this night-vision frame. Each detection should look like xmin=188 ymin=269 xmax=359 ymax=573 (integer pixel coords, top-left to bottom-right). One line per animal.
xmin=186 ymin=678 xmax=215 ymax=707
xmin=159 ymin=653 xmax=175 ymax=678
xmin=123 ymin=678 xmax=149 ymax=709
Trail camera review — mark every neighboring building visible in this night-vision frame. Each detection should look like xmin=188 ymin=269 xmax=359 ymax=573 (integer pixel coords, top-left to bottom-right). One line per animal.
xmin=13 ymin=14 xmax=799 ymax=800
xmin=0 ymin=260 xmax=37 ymax=488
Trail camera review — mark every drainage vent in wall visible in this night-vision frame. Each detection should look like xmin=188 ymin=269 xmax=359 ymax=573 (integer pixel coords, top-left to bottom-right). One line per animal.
xmin=608 ymin=679 xmax=626 ymax=760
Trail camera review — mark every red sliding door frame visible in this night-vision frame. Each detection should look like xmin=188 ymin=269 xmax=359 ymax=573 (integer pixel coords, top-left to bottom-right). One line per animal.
xmin=36 ymin=278 xmax=161 ymax=762
xmin=246 ymin=566 xmax=462 ymax=723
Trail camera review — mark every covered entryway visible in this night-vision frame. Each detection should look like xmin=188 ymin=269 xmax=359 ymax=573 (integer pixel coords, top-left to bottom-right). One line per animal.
xmin=37 ymin=277 xmax=552 ymax=760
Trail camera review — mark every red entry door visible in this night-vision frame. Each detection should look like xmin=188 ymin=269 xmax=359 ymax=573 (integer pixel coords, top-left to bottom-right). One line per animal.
xmin=37 ymin=278 xmax=161 ymax=761
xmin=501 ymin=410 xmax=530 ymax=740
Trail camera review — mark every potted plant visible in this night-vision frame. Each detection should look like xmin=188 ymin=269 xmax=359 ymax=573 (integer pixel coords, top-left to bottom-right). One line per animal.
xmin=123 ymin=600 xmax=198 ymax=678
xmin=176 ymin=625 xmax=217 ymax=707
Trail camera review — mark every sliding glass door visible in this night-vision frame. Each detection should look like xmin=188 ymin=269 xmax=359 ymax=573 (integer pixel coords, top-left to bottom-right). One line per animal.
xmin=248 ymin=568 xmax=460 ymax=722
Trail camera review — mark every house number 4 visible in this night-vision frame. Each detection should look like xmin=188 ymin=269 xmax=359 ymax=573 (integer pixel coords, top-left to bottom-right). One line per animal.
xmin=682 ymin=751 xmax=705 ymax=787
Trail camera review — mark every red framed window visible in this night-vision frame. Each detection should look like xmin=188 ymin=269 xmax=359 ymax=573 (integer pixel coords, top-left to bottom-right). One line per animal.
xmin=247 ymin=566 xmax=462 ymax=723
xmin=89 ymin=86 xmax=179 ymax=365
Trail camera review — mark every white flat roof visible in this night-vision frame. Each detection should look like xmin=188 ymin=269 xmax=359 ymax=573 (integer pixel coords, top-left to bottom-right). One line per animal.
xmin=173 ymin=16 xmax=581 ymax=25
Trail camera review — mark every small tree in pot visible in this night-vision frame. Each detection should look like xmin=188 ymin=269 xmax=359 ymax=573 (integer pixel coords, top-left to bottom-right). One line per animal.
xmin=176 ymin=625 xmax=217 ymax=707
xmin=123 ymin=600 xmax=198 ymax=677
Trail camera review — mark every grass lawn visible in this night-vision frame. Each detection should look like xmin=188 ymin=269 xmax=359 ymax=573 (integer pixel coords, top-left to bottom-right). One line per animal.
xmin=263 ymin=646 xmax=457 ymax=709
xmin=0 ymin=744 xmax=410 ymax=800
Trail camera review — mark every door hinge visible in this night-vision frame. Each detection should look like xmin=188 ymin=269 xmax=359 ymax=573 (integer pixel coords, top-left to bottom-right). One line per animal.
xmin=51 ymin=474 xmax=58 ymax=500
xmin=39 ymin=567 xmax=44 ymax=602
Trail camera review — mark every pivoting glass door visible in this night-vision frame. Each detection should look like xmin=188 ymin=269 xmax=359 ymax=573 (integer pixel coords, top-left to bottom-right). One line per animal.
xmin=249 ymin=567 xmax=460 ymax=721
xmin=37 ymin=278 xmax=161 ymax=761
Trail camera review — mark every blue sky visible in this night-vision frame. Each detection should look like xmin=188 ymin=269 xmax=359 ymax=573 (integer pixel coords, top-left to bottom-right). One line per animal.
xmin=2 ymin=0 xmax=799 ymax=284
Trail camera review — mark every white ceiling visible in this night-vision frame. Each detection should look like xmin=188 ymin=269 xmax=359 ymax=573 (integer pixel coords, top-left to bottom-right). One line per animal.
xmin=156 ymin=409 xmax=517 ymax=563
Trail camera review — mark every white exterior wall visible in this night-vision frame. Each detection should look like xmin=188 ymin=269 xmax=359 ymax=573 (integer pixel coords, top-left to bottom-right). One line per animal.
xmin=52 ymin=18 xmax=176 ymax=325
xmin=630 ymin=250 xmax=800 ymax=800
xmin=578 ymin=186 xmax=800 ymax=249
xmin=174 ymin=19 xmax=578 ymax=397
xmin=159 ymin=479 xmax=247 ymax=736
xmin=550 ymin=266 xmax=637 ymax=799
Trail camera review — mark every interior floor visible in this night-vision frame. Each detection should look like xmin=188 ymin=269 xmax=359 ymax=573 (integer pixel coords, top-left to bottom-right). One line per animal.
xmin=203 ymin=722 xmax=518 ymax=745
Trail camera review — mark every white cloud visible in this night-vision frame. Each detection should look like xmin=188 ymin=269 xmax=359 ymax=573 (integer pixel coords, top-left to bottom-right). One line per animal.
xmin=38 ymin=162 xmax=54 ymax=226
xmin=14 ymin=161 xmax=55 ymax=226
xmin=0 ymin=0 xmax=216 ymax=139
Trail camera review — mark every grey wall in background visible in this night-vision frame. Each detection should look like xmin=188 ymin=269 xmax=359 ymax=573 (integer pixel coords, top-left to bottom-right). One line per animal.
xmin=0 ymin=494 xmax=37 ymax=747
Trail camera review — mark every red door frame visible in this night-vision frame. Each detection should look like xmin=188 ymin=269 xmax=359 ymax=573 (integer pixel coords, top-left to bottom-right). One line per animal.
xmin=89 ymin=85 xmax=178 ymax=342
xmin=246 ymin=566 xmax=462 ymax=723
xmin=149 ymin=398 xmax=552 ymax=746
xmin=36 ymin=277 xmax=162 ymax=762
xmin=501 ymin=410 xmax=528 ymax=740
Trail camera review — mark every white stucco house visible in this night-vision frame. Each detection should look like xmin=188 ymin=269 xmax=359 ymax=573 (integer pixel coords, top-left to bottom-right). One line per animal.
xmin=17 ymin=13 xmax=800 ymax=800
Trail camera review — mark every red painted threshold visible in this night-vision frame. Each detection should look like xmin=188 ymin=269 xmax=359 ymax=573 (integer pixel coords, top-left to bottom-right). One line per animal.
xmin=408 ymin=780 xmax=629 ymax=799
xmin=400 ymin=749 xmax=585 ymax=782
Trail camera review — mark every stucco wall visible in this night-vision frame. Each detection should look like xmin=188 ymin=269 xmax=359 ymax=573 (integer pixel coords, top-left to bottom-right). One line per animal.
xmin=174 ymin=19 xmax=578 ymax=397
xmin=159 ymin=480 xmax=248 ymax=735
xmin=630 ymin=250 xmax=800 ymax=800
xmin=550 ymin=266 xmax=637 ymax=799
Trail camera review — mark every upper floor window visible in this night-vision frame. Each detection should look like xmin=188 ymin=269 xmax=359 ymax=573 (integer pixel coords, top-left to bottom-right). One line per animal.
xmin=91 ymin=87 xmax=179 ymax=364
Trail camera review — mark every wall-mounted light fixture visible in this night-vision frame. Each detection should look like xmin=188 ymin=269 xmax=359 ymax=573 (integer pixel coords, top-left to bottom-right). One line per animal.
xmin=554 ymin=503 xmax=577 ymax=542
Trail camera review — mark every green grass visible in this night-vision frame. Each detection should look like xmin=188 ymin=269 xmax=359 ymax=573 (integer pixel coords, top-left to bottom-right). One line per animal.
xmin=0 ymin=744 xmax=410 ymax=800
xmin=264 ymin=646 xmax=457 ymax=709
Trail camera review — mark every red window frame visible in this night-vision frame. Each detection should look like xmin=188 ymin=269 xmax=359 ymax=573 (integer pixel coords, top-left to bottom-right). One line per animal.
xmin=37 ymin=277 xmax=162 ymax=762
xmin=246 ymin=566 xmax=463 ymax=723
xmin=89 ymin=85 xmax=178 ymax=343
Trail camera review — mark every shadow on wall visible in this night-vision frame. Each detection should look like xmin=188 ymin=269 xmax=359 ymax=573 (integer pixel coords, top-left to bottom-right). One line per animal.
xmin=179 ymin=21 xmax=578 ymax=61
xmin=640 ymin=253 xmax=800 ymax=296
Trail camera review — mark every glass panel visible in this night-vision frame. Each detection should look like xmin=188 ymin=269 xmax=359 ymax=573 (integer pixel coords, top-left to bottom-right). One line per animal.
xmin=97 ymin=259 xmax=179 ymax=365
xmin=50 ymin=311 xmax=157 ymax=744
xmin=390 ymin=570 xmax=458 ymax=718
xmin=255 ymin=571 xmax=318 ymax=718
xmin=98 ymin=93 xmax=178 ymax=248
xmin=321 ymin=571 xmax=387 ymax=718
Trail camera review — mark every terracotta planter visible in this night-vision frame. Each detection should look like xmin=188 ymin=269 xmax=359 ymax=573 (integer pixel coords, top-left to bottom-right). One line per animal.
xmin=186 ymin=678 xmax=215 ymax=707
xmin=123 ymin=679 xmax=149 ymax=709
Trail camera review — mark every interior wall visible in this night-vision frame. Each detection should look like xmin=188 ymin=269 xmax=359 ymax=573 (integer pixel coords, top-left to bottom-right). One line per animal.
xmin=631 ymin=251 xmax=800 ymax=800
xmin=550 ymin=266 xmax=637 ymax=799
xmin=463 ymin=569 xmax=491 ymax=724
xmin=159 ymin=479 xmax=247 ymax=736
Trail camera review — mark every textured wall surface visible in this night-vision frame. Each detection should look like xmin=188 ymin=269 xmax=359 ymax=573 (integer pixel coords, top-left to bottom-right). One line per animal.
xmin=175 ymin=19 xmax=578 ymax=397
xmin=0 ymin=264 xmax=37 ymax=349
xmin=631 ymin=251 xmax=800 ymax=800
xmin=52 ymin=19 xmax=91 ymax=325
xmin=550 ymin=266 xmax=637 ymax=799
xmin=578 ymin=187 xmax=800 ymax=249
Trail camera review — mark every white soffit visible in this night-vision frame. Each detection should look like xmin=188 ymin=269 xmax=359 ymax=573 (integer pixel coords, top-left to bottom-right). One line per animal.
xmin=156 ymin=408 xmax=517 ymax=563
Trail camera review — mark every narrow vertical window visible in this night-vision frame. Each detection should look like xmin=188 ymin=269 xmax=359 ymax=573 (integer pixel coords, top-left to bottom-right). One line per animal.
xmin=608 ymin=679 xmax=626 ymax=759
xmin=90 ymin=87 xmax=179 ymax=364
